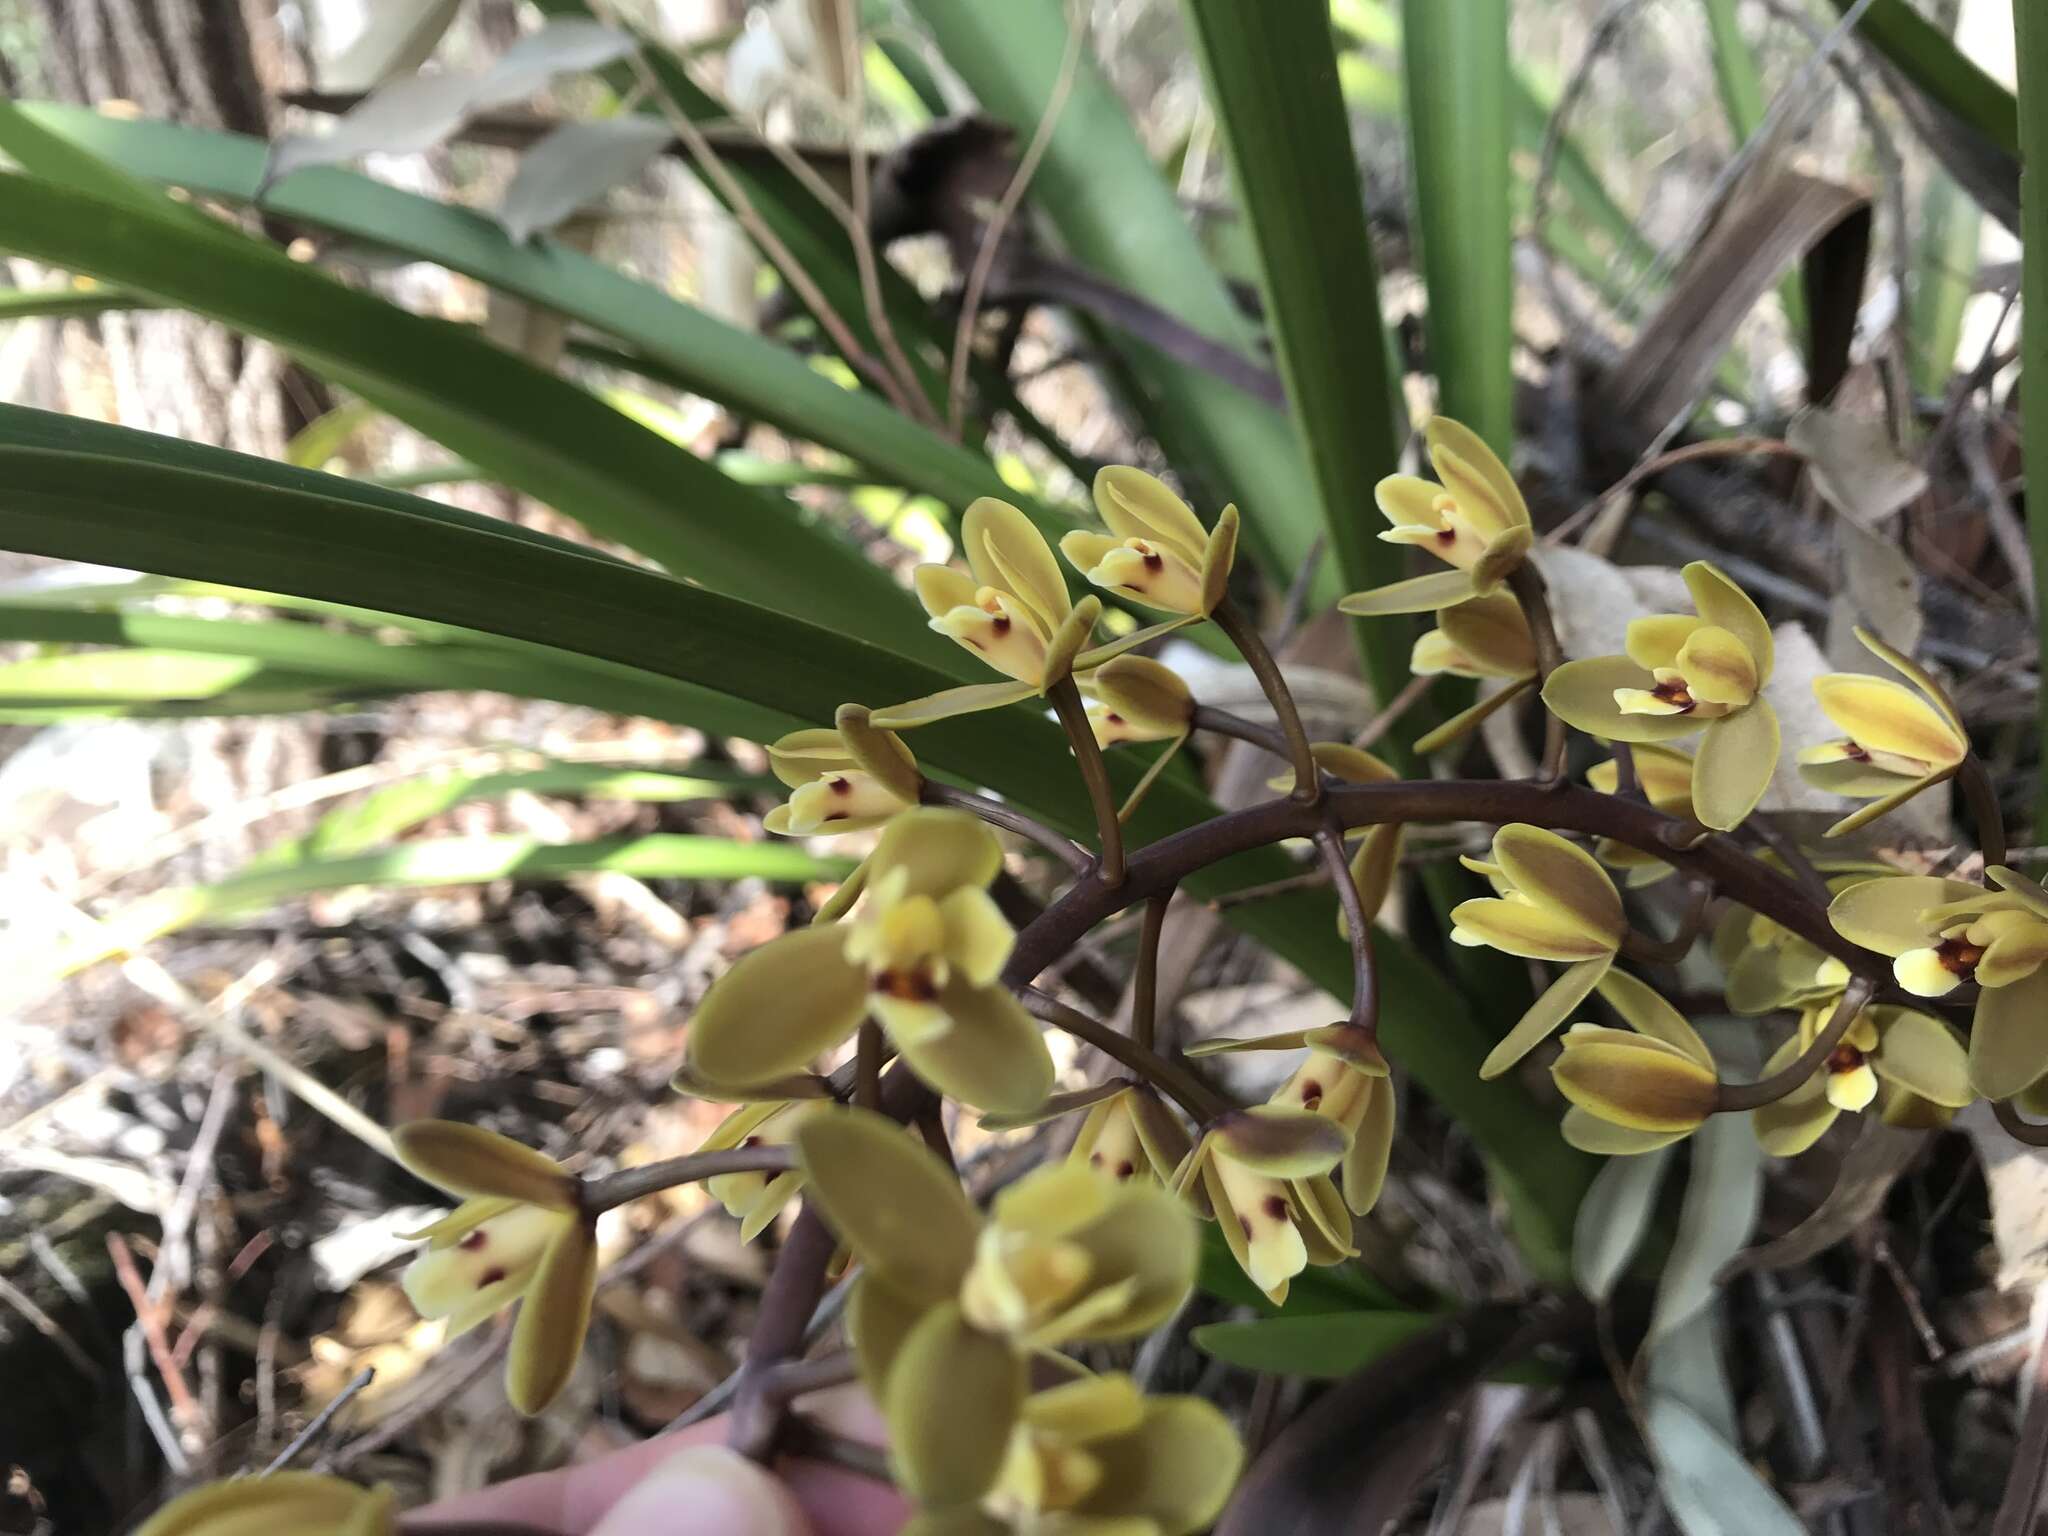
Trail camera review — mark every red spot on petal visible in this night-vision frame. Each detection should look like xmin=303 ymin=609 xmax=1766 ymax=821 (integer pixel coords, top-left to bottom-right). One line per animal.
xmin=459 ymin=1230 xmax=487 ymax=1251
xmin=1238 ymin=1216 xmax=1253 ymax=1240
xmin=1114 ymin=1160 xmax=1135 ymax=1180
xmin=478 ymin=1267 xmax=508 ymax=1287
xmin=1299 ymin=1079 xmax=1324 ymax=1108
xmin=1142 ymin=551 xmax=1164 ymax=572
xmin=993 ymin=615 xmax=1012 ymax=635
xmin=1262 ymin=1195 xmax=1289 ymax=1220
xmin=1843 ymin=742 xmax=1871 ymax=762
xmin=874 ymin=969 xmax=938 ymax=1003
xmin=828 ymin=776 xmax=852 ymax=795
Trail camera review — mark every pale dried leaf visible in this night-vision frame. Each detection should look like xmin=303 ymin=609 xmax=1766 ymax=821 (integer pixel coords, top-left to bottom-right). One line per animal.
xmin=1722 ymin=1120 xmax=1923 ymax=1277
xmin=321 ymin=0 xmax=465 ymax=92
xmin=498 ymin=117 xmax=674 ymax=245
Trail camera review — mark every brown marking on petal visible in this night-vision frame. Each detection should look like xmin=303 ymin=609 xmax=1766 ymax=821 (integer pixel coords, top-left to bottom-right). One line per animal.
xmin=1937 ymin=936 xmax=1985 ymax=978
xmin=1261 ymin=1195 xmax=1289 ymax=1220
xmin=1089 ymin=1152 xmax=1104 ymax=1167
xmin=1843 ymin=742 xmax=1871 ymax=762
xmin=459 ymin=1230 xmax=488 ymax=1252
xmin=741 ymin=1136 xmax=763 ymax=1148
xmin=1435 ymin=528 xmax=1457 ymax=546
xmin=828 ymin=776 xmax=853 ymax=794
xmin=1106 ymin=713 xmax=1125 ymax=725
xmin=1299 ymin=1080 xmax=1323 ymax=1108
xmin=1827 ymin=1044 xmax=1867 ymax=1075
xmin=1114 ymin=1160 xmax=1135 ymax=1180
xmin=873 ymin=968 xmax=938 ymax=1003
xmin=478 ymin=1267 xmax=508 ymax=1287
xmin=1142 ymin=550 xmax=1165 ymax=572
xmin=1651 ymin=679 xmax=1697 ymax=713
xmin=1237 ymin=1216 xmax=1254 ymax=1240
xmin=992 ymin=615 xmax=1012 ymax=635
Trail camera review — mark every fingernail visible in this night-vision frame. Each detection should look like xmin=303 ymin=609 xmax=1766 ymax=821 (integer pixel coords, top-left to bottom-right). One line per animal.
xmin=592 ymin=1445 xmax=799 ymax=1536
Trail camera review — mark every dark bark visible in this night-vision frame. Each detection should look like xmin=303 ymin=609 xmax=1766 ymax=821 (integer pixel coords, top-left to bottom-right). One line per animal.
xmin=26 ymin=0 xmax=324 ymax=451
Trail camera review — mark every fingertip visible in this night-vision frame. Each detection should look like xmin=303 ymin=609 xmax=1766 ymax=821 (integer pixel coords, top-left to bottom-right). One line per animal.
xmin=590 ymin=1446 xmax=811 ymax=1536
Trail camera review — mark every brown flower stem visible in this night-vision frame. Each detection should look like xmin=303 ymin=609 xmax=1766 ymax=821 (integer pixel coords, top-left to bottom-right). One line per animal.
xmin=1505 ymin=562 xmax=1568 ymax=783
xmin=761 ymin=1350 xmax=861 ymax=1404
xmin=727 ymin=1069 xmax=933 ymax=1464
xmin=1316 ymin=822 xmax=1378 ymax=1034
xmin=1608 ymin=742 xmax=1639 ymax=798
xmin=1213 ymin=597 xmax=1320 ymax=802
xmin=1133 ymin=892 xmax=1171 ymax=1054
xmin=727 ymin=1208 xmax=838 ymax=1462
xmin=1992 ymin=1098 xmax=2048 ymax=1148
xmin=1191 ymin=703 xmax=1290 ymax=758
xmin=1000 ymin=782 xmax=1938 ymax=1024
xmin=1021 ymin=987 xmax=1229 ymax=1123
xmin=784 ymin=1415 xmax=897 ymax=1484
xmin=1618 ymin=880 xmax=1713 ymax=966
xmin=1048 ymin=676 xmax=1126 ymax=886
xmin=1743 ymin=815 xmax=1830 ymax=907
xmin=855 ymin=1022 xmax=882 ymax=1112
xmin=1713 ymin=978 xmax=1875 ymax=1113
xmin=1957 ymin=753 xmax=2008 ymax=873
xmin=580 ymin=1147 xmax=799 ymax=1214
xmin=922 ymin=781 xmax=1093 ymax=876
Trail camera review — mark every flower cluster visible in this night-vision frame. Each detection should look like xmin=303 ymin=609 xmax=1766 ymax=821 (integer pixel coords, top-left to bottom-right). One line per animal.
xmin=796 ymin=1107 xmax=1237 ymax=1533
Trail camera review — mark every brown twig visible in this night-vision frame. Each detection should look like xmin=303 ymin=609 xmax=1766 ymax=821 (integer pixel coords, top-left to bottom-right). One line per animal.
xmin=1316 ymin=822 xmax=1378 ymax=1034
xmin=1618 ymin=880 xmax=1713 ymax=966
xmin=581 ymin=1146 xmax=800 ymax=1214
xmin=1714 ymin=978 xmax=1875 ymax=1113
xmin=1352 ymin=673 xmax=1436 ymax=754
xmin=921 ymin=780 xmax=1093 ymax=874
xmin=1132 ymin=892 xmax=1171 ymax=1054
xmin=856 ymin=1022 xmax=883 ymax=1112
xmin=946 ymin=0 xmax=1085 ymax=437
xmin=1212 ymin=599 xmax=1320 ymax=802
xmin=1049 ymin=677 xmax=1126 ymax=886
xmin=1021 ymin=988 xmax=1228 ymax=1123
xmin=1543 ymin=437 xmax=1805 ymax=546
xmin=1505 ymin=562 xmax=1569 ymax=782
xmin=106 ymin=1231 xmax=201 ymax=1435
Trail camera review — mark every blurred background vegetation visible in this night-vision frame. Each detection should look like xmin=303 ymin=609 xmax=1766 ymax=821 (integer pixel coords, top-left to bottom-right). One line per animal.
xmin=0 ymin=0 xmax=2037 ymax=1532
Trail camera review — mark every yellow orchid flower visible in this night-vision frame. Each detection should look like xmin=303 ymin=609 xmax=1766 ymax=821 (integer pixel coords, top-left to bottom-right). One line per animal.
xmin=1338 ymin=417 xmax=1534 ymax=617
xmin=1408 ymin=591 xmax=1542 ymax=754
xmin=1542 ymin=561 xmax=1781 ymax=830
xmin=133 ymin=1473 xmax=395 ymax=1536
xmin=393 ymin=1121 xmax=596 ymax=1416
xmin=763 ymin=712 xmax=921 ymax=837
xmin=1065 ymin=1082 xmax=1191 ymax=1186
xmin=1060 ymin=466 xmax=1239 ymax=618
xmin=694 ymin=1098 xmax=823 ymax=1242
xmin=1551 ymin=1023 xmax=1719 ymax=1151
xmin=683 ymin=809 xmax=1053 ymax=1114
xmin=1170 ymin=1105 xmax=1355 ymax=1304
xmin=1830 ymin=869 xmax=2048 ymax=1101
xmin=1081 ymin=654 xmax=1193 ymax=747
xmin=1189 ymin=1024 xmax=1394 ymax=1216
xmin=792 ymin=1108 xmax=1197 ymax=1513
xmin=1556 ymin=962 xmax=1720 ymax=1155
xmin=1752 ymin=997 xmax=1971 ymax=1156
xmin=969 ymin=1373 xmax=1243 ymax=1536
xmin=916 ymin=498 xmax=1080 ymax=687
xmin=1797 ymin=627 xmax=1968 ymax=837
xmin=1585 ymin=743 xmax=1694 ymax=886
xmin=1451 ymin=825 xmax=1627 ymax=1078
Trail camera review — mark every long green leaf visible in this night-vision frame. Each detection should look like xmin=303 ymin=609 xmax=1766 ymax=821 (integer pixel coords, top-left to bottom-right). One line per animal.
xmin=15 ymin=104 xmax=1071 ymax=545
xmin=1193 ymin=1312 xmax=1439 ymax=1379
xmin=904 ymin=0 xmax=1332 ymax=601
xmin=0 ymin=408 xmax=1590 ymax=1253
xmin=2021 ymin=0 xmax=2048 ymax=834
xmin=0 ymin=595 xmax=792 ymax=743
xmin=245 ymin=762 xmax=759 ymax=873
xmin=0 ymin=285 xmax=143 ymax=322
xmin=53 ymin=834 xmax=851 ymax=976
xmin=1178 ymin=0 xmax=1411 ymax=725
xmin=0 ymin=105 xmax=939 ymax=663
xmin=1830 ymin=0 xmax=2017 ymax=155
xmin=1399 ymin=0 xmax=1512 ymax=455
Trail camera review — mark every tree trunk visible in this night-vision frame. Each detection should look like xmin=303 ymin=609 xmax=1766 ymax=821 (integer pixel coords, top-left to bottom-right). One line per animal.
xmin=25 ymin=0 xmax=323 ymax=453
